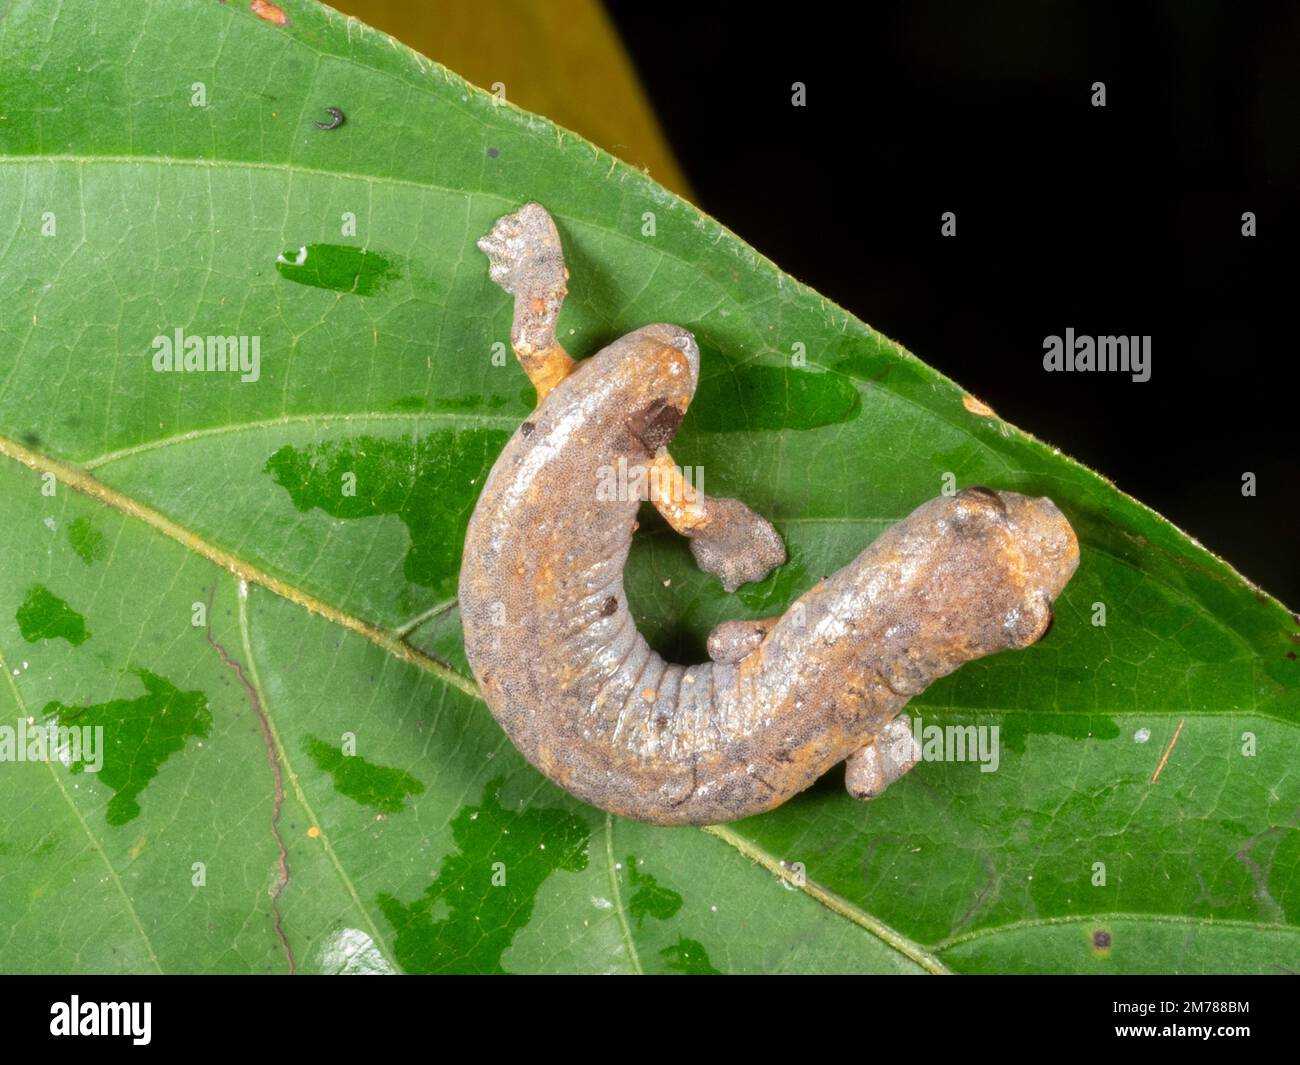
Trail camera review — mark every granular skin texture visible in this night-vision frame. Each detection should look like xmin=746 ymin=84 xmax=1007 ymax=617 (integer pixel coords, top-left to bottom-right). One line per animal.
xmin=459 ymin=204 xmax=1080 ymax=826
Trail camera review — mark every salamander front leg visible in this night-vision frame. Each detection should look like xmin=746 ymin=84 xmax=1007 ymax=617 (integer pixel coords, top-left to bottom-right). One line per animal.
xmin=844 ymin=715 xmax=921 ymax=800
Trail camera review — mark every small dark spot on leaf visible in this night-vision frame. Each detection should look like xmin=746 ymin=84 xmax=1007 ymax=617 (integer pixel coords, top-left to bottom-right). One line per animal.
xmin=67 ymin=517 xmax=106 ymax=565
xmin=487 ymin=146 xmax=499 ymax=158
xmin=314 ymin=106 xmax=345 ymax=131
xmin=1093 ymin=929 xmax=1111 ymax=950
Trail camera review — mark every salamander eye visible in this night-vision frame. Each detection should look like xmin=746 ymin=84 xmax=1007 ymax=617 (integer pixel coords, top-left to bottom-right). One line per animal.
xmin=956 ymin=485 xmax=1008 ymax=514
xmin=949 ymin=486 xmax=1009 ymax=533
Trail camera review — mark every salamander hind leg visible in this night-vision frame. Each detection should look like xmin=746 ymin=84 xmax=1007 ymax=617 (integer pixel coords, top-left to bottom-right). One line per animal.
xmin=844 ymin=715 xmax=921 ymax=800
xmin=477 ymin=202 xmax=577 ymax=402
xmin=624 ymin=389 xmax=784 ymax=593
xmin=647 ymin=461 xmax=786 ymax=593
xmin=687 ymin=496 xmax=785 ymax=593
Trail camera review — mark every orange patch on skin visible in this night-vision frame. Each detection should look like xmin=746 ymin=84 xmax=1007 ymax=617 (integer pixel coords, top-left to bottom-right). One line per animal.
xmin=536 ymin=745 xmax=557 ymax=777
xmin=533 ymin=562 xmax=559 ymax=604
xmin=530 ymin=346 xmax=577 ymax=401
xmin=649 ymin=453 xmax=710 ymax=531
xmin=642 ymin=688 xmax=657 ymax=701
xmin=962 ymin=395 xmax=995 ymax=417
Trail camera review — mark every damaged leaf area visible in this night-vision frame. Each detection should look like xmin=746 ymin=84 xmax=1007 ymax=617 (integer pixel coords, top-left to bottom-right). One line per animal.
xmin=0 ymin=0 xmax=1295 ymax=974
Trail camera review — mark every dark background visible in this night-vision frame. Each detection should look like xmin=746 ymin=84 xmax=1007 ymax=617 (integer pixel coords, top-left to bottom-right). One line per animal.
xmin=606 ymin=0 xmax=1298 ymax=604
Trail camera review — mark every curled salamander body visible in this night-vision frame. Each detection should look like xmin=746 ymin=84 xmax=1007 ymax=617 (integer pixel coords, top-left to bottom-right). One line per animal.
xmin=459 ymin=203 xmax=1080 ymax=826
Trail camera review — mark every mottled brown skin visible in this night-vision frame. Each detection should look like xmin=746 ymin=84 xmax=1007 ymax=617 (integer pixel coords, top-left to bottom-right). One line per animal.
xmin=460 ymin=203 xmax=1080 ymax=826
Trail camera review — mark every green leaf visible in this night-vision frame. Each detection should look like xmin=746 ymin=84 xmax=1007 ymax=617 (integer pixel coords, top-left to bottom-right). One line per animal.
xmin=0 ymin=0 xmax=1294 ymax=974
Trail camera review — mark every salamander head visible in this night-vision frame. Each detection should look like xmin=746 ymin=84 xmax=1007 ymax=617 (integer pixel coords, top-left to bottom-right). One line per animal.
xmin=934 ymin=486 xmax=1079 ymax=653
xmin=837 ymin=486 xmax=1080 ymax=695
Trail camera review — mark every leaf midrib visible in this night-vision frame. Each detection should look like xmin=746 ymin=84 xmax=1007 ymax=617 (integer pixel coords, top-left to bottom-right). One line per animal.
xmin=0 ymin=431 xmax=477 ymax=697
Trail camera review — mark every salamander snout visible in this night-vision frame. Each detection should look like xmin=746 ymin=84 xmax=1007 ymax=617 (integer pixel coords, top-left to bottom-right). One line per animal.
xmin=996 ymin=490 xmax=1080 ymax=603
xmin=635 ymin=323 xmax=700 ymax=391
